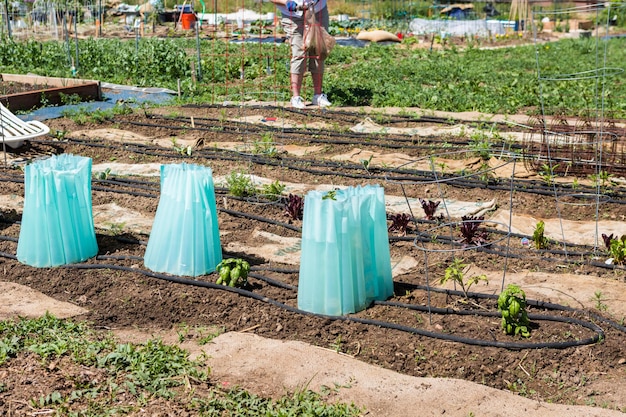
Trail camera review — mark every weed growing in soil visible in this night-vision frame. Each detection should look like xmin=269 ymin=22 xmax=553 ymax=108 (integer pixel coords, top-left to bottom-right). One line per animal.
xmin=252 ymin=133 xmax=279 ymax=157
xmin=539 ymin=163 xmax=558 ymax=185
xmin=589 ymin=170 xmax=614 ymax=190
xmin=469 ymin=129 xmax=493 ymax=160
xmin=360 ymin=154 xmax=374 ymax=174
xmin=592 ymin=291 xmax=609 ymax=312
xmin=1 ymin=314 xmax=360 ymax=416
xmin=171 ymin=137 xmax=193 ymax=156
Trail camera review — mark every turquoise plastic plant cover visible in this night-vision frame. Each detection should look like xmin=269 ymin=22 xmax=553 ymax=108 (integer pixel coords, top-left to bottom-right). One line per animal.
xmin=144 ymin=163 xmax=222 ymax=277
xmin=298 ymin=185 xmax=393 ymax=316
xmin=17 ymin=154 xmax=98 ymax=267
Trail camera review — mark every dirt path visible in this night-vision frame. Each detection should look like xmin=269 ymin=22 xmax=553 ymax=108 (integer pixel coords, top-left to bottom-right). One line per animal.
xmin=0 ymin=288 xmax=622 ymax=417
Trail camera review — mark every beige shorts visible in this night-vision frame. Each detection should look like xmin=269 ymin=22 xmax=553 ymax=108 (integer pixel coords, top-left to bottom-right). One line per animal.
xmin=281 ymin=7 xmax=330 ymax=75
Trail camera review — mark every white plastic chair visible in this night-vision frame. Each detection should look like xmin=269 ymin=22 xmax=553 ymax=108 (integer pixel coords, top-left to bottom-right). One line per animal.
xmin=0 ymin=102 xmax=50 ymax=149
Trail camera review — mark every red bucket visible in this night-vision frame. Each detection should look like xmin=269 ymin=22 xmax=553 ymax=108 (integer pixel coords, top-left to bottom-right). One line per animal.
xmin=181 ymin=13 xmax=196 ymax=30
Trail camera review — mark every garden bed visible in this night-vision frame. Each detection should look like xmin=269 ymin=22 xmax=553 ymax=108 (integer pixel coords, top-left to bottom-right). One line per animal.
xmin=0 ymin=104 xmax=625 ymax=415
xmin=0 ymin=74 xmax=102 ymax=111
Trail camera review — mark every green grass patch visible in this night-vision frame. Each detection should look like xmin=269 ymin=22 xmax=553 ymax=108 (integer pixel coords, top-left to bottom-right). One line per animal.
xmin=0 ymin=314 xmax=363 ymax=416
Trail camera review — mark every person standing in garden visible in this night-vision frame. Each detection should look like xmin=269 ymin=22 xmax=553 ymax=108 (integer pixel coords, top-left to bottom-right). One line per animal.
xmin=271 ymin=0 xmax=332 ymax=109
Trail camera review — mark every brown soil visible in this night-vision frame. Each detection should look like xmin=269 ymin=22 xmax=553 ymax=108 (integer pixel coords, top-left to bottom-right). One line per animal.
xmin=1 ymin=104 xmax=626 ymax=415
xmin=0 ymin=80 xmax=38 ymax=96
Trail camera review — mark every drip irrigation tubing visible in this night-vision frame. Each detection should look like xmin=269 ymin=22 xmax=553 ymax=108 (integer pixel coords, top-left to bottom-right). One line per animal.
xmin=94 ymin=178 xmax=160 ymax=193
xmin=180 ymin=104 xmax=523 ymax=132
xmin=2 ymin=224 xmax=622 ymax=272
xmin=0 ymin=174 xmax=623 ymax=272
xmin=150 ymin=113 xmax=484 ymax=150
xmin=397 ymin=282 xmax=626 ymax=334
xmin=118 ymin=116 xmax=462 ymax=152
xmin=219 ymin=207 xmax=301 ymax=232
xmin=0 ymin=250 xmax=612 ymax=350
xmin=0 ymin=196 xmax=623 ymax=273
xmin=23 ymin=133 xmax=626 ymax=203
xmin=40 ymin=137 xmax=626 ymax=203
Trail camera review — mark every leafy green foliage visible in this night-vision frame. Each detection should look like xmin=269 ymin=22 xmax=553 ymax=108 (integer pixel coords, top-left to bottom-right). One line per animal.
xmin=498 ymin=284 xmax=531 ymax=337
xmin=608 ymin=234 xmax=626 ymax=265
xmin=252 ymin=133 xmax=279 ymax=158
xmin=322 ymin=190 xmax=337 ymax=200
xmin=440 ymin=258 xmax=488 ymax=299
xmin=469 ymin=128 xmax=494 ymax=160
xmin=61 ymin=103 xmax=133 ymax=125
xmin=193 ymin=387 xmax=362 ymax=416
xmin=260 ymin=180 xmax=286 ymax=201
xmin=532 ymin=220 xmax=550 ymax=250
xmin=3 ymin=37 xmax=625 ymax=116
xmin=225 ymin=171 xmax=257 ymax=197
xmin=1 ymin=314 xmax=358 ymax=415
xmin=215 ymin=258 xmax=251 ymax=287
xmin=0 ymin=313 xmax=111 ymax=366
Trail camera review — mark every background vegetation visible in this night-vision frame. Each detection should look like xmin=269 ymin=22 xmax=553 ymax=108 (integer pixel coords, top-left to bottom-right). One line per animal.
xmin=0 ymin=35 xmax=624 ymax=116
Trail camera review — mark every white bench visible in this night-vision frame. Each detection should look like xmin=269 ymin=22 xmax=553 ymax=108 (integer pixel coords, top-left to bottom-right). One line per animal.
xmin=1 ymin=103 xmax=50 ymax=149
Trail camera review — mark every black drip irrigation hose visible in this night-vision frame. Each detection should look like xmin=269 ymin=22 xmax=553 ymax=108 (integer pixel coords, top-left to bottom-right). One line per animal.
xmin=218 ymin=208 xmax=301 ymax=232
xmin=0 ymin=251 xmax=618 ymax=350
xmin=119 ymin=116 xmax=455 ymax=152
xmin=179 ymin=103 xmax=521 ymax=132
xmin=94 ymin=178 xmax=160 ymax=193
xmin=1 ymin=170 xmax=624 ymax=273
xmin=1 ymin=198 xmax=624 ymax=274
xmin=24 ymin=133 xmax=626 ymax=203
xmin=398 ymin=282 xmax=626 ymax=335
xmin=248 ymin=272 xmax=297 ymax=291
xmin=154 ymin=113 xmax=478 ymax=151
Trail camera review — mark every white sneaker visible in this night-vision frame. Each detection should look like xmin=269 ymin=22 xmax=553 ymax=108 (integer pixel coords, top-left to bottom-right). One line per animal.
xmin=312 ymin=93 xmax=331 ymax=107
xmin=290 ymin=96 xmax=305 ymax=109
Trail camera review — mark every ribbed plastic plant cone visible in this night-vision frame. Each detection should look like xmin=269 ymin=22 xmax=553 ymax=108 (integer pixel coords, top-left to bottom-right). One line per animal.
xmin=17 ymin=154 xmax=98 ymax=267
xmin=144 ymin=163 xmax=222 ymax=277
xmin=297 ymin=185 xmax=393 ymax=316
xmin=342 ymin=185 xmax=394 ymax=302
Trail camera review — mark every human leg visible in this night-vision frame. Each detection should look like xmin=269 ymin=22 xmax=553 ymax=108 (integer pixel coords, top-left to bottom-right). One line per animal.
xmin=309 ymin=7 xmax=331 ymax=106
xmin=282 ymin=15 xmax=307 ymax=107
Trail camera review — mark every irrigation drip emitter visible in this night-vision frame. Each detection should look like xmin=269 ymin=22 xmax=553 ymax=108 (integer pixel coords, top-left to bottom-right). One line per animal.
xmin=0 ymin=250 xmax=616 ymax=350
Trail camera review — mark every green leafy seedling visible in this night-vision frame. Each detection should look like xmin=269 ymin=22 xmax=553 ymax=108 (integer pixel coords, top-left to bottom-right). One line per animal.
xmin=440 ymin=258 xmax=488 ymax=299
xmin=261 ymin=180 xmax=286 ymax=201
xmin=225 ymin=171 xmax=257 ymax=197
xmin=498 ymin=284 xmax=531 ymax=338
xmin=215 ymin=258 xmax=250 ymax=287
xmin=532 ymin=220 xmax=550 ymax=249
